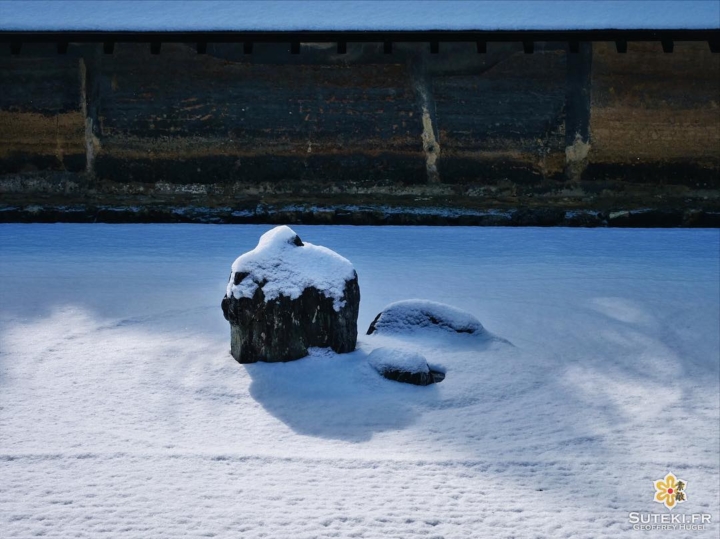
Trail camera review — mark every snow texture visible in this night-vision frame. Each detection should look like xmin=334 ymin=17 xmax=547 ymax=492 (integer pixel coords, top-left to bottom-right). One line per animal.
xmin=1 ymin=1 xmax=718 ymax=31
xmin=227 ymin=225 xmax=355 ymax=311
xmin=1 ymin=225 xmax=719 ymax=538
xmin=368 ymin=299 xmax=485 ymax=336
xmin=367 ymin=347 xmax=429 ymax=375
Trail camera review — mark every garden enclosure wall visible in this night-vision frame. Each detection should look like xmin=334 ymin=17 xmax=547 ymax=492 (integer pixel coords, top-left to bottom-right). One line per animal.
xmin=1 ymin=34 xmax=719 ymax=226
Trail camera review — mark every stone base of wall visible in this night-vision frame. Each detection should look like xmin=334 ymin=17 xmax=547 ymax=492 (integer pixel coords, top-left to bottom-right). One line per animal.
xmin=1 ymin=172 xmax=718 ymax=227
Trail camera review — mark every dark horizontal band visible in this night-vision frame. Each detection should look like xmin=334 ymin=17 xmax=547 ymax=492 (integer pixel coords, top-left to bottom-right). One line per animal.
xmin=1 ymin=28 xmax=718 ymax=43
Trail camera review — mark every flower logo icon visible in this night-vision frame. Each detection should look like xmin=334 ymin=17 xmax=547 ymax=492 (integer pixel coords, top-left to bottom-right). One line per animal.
xmin=654 ymin=473 xmax=687 ymax=510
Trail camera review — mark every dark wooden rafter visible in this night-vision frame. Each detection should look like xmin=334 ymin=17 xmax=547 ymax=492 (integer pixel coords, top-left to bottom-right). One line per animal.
xmin=2 ymin=28 xmax=718 ymax=55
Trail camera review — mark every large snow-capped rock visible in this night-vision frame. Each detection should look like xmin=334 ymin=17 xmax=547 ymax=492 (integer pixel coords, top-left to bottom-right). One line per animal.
xmin=367 ymin=299 xmax=485 ymax=336
xmin=221 ymin=226 xmax=359 ymax=363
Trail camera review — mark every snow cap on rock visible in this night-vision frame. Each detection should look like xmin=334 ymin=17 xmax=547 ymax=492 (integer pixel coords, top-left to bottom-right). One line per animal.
xmin=227 ymin=225 xmax=356 ymax=311
xmin=367 ymin=299 xmax=485 ymax=336
xmin=368 ymin=347 xmax=430 ymax=375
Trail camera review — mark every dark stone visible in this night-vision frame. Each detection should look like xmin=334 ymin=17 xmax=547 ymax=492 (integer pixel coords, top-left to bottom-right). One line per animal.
xmin=510 ymin=208 xmax=567 ymax=227
xmin=375 ymin=367 xmax=445 ymax=386
xmin=222 ymin=275 xmax=359 ymax=363
xmin=379 ymin=368 xmax=434 ymax=386
xmin=430 ymin=370 xmax=446 ymax=383
xmin=0 ymin=202 xmax=716 ymax=228
xmin=367 ymin=347 xmax=446 ymax=386
xmin=233 ymin=271 xmax=249 ymax=285
xmin=683 ymin=210 xmax=720 ymax=228
xmin=564 ymin=211 xmax=604 ymax=227
xmin=607 ymin=209 xmax=686 ymax=228
xmin=366 ymin=313 xmax=381 ymax=335
xmin=221 ymin=231 xmax=360 ymax=363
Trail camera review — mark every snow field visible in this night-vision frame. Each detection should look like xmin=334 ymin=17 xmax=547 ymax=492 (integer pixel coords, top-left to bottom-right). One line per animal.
xmin=1 ymin=224 xmax=718 ymax=538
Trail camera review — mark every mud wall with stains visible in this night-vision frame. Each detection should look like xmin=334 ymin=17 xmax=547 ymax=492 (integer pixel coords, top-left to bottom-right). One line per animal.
xmin=1 ymin=41 xmax=718 ymax=225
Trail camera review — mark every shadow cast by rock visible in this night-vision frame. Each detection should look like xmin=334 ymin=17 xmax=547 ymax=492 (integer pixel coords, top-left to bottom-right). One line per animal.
xmin=245 ymin=347 xmax=441 ymax=442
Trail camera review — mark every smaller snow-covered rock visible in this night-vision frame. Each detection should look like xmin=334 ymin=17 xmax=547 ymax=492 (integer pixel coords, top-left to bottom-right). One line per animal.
xmin=221 ymin=226 xmax=360 ymax=363
xmin=369 ymin=347 xmax=428 ymax=374
xmin=367 ymin=299 xmax=484 ymax=336
xmin=367 ymin=348 xmax=443 ymax=386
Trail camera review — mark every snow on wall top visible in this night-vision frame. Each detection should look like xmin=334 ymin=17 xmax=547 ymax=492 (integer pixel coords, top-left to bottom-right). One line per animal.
xmin=227 ymin=225 xmax=356 ymax=311
xmin=1 ymin=1 xmax=718 ymax=32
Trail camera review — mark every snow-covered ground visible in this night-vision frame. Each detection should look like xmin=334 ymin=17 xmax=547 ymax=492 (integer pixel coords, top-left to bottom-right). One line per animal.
xmin=1 ymin=1 xmax=719 ymax=31
xmin=1 ymin=224 xmax=718 ymax=539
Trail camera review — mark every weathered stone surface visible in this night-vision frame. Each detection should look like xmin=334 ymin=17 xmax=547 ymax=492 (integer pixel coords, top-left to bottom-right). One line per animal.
xmin=0 ymin=55 xmax=86 ymax=175
xmin=1 ymin=41 xmax=719 ymax=224
xmin=587 ymin=42 xmax=720 ymax=186
xmin=1 ymin=202 xmax=718 ymax=228
xmin=222 ymin=278 xmax=359 ymax=363
xmin=378 ymin=367 xmax=435 ymax=386
xmin=221 ymin=227 xmax=359 ymax=363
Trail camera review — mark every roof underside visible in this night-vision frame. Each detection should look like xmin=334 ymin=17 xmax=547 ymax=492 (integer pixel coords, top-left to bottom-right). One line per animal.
xmin=1 ymin=0 xmax=719 ymax=32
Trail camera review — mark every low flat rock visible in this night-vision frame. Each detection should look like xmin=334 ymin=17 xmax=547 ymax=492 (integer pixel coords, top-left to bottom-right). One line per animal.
xmin=368 ymin=348 xmax=432 ymax=386
xmin=367 ymin=299 xmax=485 ymax=337
xmin=367 ymin=347 xmax=444 ymax=386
